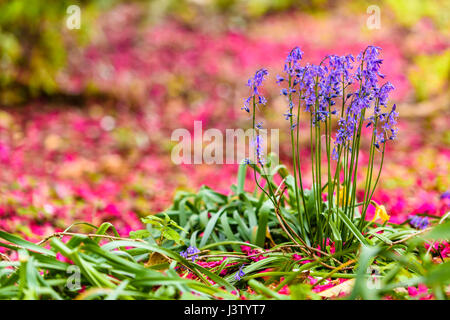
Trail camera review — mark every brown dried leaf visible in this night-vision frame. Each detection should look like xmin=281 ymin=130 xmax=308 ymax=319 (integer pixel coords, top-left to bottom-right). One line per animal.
xmin=145 ymin=251 xmax=170 ymax=268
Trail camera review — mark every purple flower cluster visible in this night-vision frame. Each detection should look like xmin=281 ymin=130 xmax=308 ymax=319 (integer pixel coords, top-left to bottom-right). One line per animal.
xmin=234 ymin=265 xmax=246 ymax=281
xmin=409 ymin=216 xmax=429 ymax=230
xmin=180 ymin=246 xmax=200 ymax=262
xmin=286 ymin=46 xmax=398 ymax=154
xmin=332 ymin=117 xmax=356 ymax=160
xmin=242 ymin=68 xmax=268 ymax=113
xmin=243 ymin=46 xmax=399 ymax=161
xmin=241 ymin=69 xmax=269 ymax=166
xmin=284 ymin=46 xmax=304 ymax=74
xmin=251 ymin=134 xmax=265 ymax=165
xmin=327 ymin=54 xmax=355 ymax=91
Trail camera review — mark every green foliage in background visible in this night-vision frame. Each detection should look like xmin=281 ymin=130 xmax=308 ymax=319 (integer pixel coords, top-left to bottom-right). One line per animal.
xmin=0 ymin=0 xmax=112 ymax=105
xmin=408 ymin=50 xmax=450 ymax=101
xmin=385 ymin=0 xmax=450 ymax=30
xmin=0 ymin=0 xmax=321 ymax=105
xmin=0 ymin=0 xmax=448 ymax=105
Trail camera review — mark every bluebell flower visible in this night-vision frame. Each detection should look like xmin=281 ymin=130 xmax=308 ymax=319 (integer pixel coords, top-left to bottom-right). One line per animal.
xmin=251 ymin=135 xmax=265 ymax=165
xmin=276 ymin=75 xmax=284 ymax=84
xmin=323 ymin=54 xmax=354 ymax=107
xmin=180 ymin=246 xmax=200 ymax=262
xmin=241 ymin=96 xmax=251 ymax=113
xmin=283 ymin=110 xmax=293 ymax=120
xmin=376 ymin=104 xmax=399 ymax=145
xmin=241 ymin=105 xmax=250 ymax=113
xmin=440 ymin=191 xmax=450 ymax=200
xmin=234 ymin=265 xmax=246 ymax=281
xmin=243 ymin=46 xmax=399 ymax=162
xmin=248 ymin=68 xmax=268 ymax=94
xmin=409 ymin=216 xmax=429 ymax=230
xmin=284 ymin=46 xmax=304 ymax=75
xmin=375 ymin=82 xmax=395 ymax=107
xmin=331 ymin=147 xmax=339 ymax=161
xmin=243 ymin=68 xmax=268 ymax=113
xmin=258 ymin=96 xmax=267 ymax=105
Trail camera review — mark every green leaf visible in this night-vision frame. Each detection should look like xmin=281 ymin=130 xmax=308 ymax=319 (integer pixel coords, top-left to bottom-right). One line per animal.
xmin=248 ymin=279 xmax=285 ymax=299
xmin=199 ymin=205 xmax=231 ymax=248
xmin=129 ymin=230 xmax=151 ymax=240
xmin=0 ymin=230 xmax=55 ymax=256
xmin=236 ymin=162 xmax=247 ymax=195
xmin=94 ymin=222 xmax=120 ymax=244
xmin=328 ymin=221 xmax=342 ymax=243
xmin=142 ymin=215 xmax=164 ymax=229
xmin=255 ymin=200 xmax=272 ymax=247
xmin=335 ymin=210 xmax=369 ymax=246
xmin=161 ymin=228 xmax=184 ymax=245
xmin=425 ymin=261 xmax=450 ymax=287
xmin=232 ymin=210 xmax=250 ymax=242
xmin=349 ymin=245 xmax=380 ymax=300
xmin=164 ymin=212 xmax=187 ymax=232
xmin=424 ymin=221 xmax=450 ymax=241
xmin=219 ymin=214 xmax=239 ymax=251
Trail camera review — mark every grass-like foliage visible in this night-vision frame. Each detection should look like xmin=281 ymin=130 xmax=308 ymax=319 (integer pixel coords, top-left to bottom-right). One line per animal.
xmin=0 ymin=173 xmax=448 ymax=300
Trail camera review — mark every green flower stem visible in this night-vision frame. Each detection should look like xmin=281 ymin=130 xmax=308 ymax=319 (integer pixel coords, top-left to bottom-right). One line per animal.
xmin=287 ymin=65 xmax=305 ymax=237
xmin=324 ymin=101 xmax=333 ymax=240
xmin=251 ymin=96 xmax=276 ymax=207
xmin=295 ymin=72 xmax=310 ymax=231
xmin=313 ymin=78 xmax=323 ymax=244
xmin=310 ymin=111 xmax=316 ymax=221
xmin=360 ymin=112 xmax=378 ymax=229
xmin=361 ymin=141 xmax=386 ymax=232
xmin=343 ymin=57 xmax=365 ymax=243
xmin=295 ymin=97 xmax=310 ymax=229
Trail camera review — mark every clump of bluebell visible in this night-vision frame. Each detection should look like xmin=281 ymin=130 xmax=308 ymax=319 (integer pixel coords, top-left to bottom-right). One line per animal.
xmin=241 ymin=46 xmax=399 ymax=248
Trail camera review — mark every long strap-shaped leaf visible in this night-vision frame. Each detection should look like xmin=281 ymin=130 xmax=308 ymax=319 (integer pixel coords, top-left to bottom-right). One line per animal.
xmin=0 ymin=230 xmax=55 ymax=256
xmin=335 ymin=210 xmax=370 ymax=246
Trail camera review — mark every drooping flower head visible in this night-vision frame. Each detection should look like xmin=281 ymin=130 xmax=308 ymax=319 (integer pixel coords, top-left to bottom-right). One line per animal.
xmin=242 ymin=68 xmax=269 ymax=113
xmin=356 ymin=45 xmax=384 ymax=90
xmin=370 ymin=103 xmax=399 ymax=149
xmin=327 ymin=54 xmax=355 ymax=91
xmin=284 ymin=46 xmax=304 ymax=74
xmin=276 ymin=47 xmax=305 ymax=124
xmin=375 ymin=82 xmax=395 ymax=108
xmin=381 ymin=103 xmax=399 ymax=141
xmin=332 ymin=46 xmax=398 ymax=156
